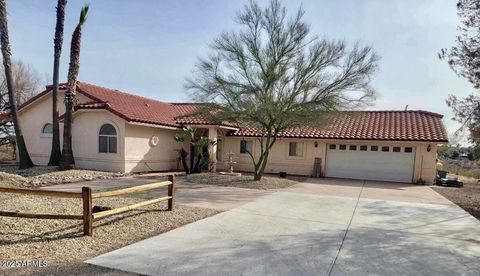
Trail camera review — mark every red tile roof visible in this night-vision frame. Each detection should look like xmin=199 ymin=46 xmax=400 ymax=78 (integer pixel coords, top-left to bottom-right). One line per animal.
xmin=19 ymin=82 xmax=448 ymax=142
xmin=229 ymin=111 xmax=448 ymax=142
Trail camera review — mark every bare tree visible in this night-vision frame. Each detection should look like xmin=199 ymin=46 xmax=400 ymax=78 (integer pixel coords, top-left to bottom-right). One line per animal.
xmin=60 ymin=5 xmax=89 ymax=169
xmin=0 ymin=0 xmax=34 ymax=169
xmin=48 ymin=0 xmax=67 ymax=166
xmin=0 ymin=60 xmax=42 ymax=156
xmin=187 ymin=0 xmax=378 ymax=180
xmin=439 ymin=0 xmax=480 ymax=145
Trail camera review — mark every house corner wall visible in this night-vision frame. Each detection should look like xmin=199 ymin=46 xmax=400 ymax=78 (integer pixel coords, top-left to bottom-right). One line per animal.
xmin=124 ymin=124 xmax=180 ymax=173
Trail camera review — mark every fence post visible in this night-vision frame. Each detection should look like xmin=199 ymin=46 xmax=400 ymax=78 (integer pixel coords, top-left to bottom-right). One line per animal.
xmin=82 ymin=187 xmax=93 ymax=236
xmin=168 ymin=175 xmax=175 ymax=211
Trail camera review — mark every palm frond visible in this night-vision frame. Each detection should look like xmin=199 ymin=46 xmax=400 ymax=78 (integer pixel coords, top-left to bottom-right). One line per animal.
xmin=78 ymin=5 xmax=89 ymax=26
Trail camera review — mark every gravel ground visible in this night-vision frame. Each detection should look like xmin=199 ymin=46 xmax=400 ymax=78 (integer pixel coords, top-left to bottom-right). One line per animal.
xmin=178 ymin=172 xmax=306 ymax=190
xmin=0 ymin=165 xmax=125 ymax=188
xmin=0 ymin=193 xmax=218 ymax=275
xmin=433 ymin=177 xmax=480 ymax=220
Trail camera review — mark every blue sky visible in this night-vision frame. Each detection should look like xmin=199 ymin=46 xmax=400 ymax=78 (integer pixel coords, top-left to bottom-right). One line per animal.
xmin=7 ymin=0 xmax=474 ymax=140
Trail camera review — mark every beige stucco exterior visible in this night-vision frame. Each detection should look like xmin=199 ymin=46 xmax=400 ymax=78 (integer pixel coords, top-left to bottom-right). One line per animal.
xmin=17 ymin=91 xmax=440 ymax=183
xmin=216 ymin=136 xmax=438 ymax=184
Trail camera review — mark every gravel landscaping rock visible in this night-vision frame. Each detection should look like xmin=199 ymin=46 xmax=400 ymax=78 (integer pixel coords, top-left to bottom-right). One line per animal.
xmin=0 ymin=193 xmax=218 ymax=275
xmin=433 ymin=177 xmax=480 ymax=220
xmin=0 ymin=165 xmax=126 ymax=188
xmin=178 ymin=172 xmax=306 ymax=190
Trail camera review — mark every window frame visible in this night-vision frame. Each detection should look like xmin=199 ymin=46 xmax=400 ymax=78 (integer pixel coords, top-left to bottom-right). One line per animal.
xmin=339 ymin=144 xmax=347 ymax=150
xmin=360 ymin=145 xmax=368 ymax=151
xmin=240 ymin=140 xmax=253 ymax=155
xmin=41 ymin=123 xmax=53 ymax=134
xmin=98 ymin=123 xmax=118 ymax=154
xmin=371 ymin=146 xmax=379 ymax=151
xmin=382 ymin=146 xmax=390 ymax=152
xmin=349 ymin=145 xmax=357 ymax=151
xmin=288 ymin=141 xmax=304 ymax=157
xmin=404 ymin=147 xmax=413 ymax=153
xmin=393 ymin=146 xmax=401 ymax=152
xmin=329 ymin=144 xmax=336 ymax=150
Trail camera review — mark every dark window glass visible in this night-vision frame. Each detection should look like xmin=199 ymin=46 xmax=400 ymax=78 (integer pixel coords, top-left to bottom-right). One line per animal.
xmin=371 ymin=146 xmax=378 ymax=151
xmin=382 ymin=146 xmax=390 ymax=152
xmin=99 ymin=136 xmax=108 ymax=153
xmin=216 ymin=139 xmax=223 ymax=161
xmin=360 ymin=145 xmax=368 ymax=151
xmin=99 ymin=124 xmax=117 ymax=135
xmin=393 ymin=147 xmax=401 ymax=152
xmin=349 ymin=145 xmax=357 ymax=150
xmin=405 ymin=147 xmax=413 ymax=153
xmin=329 ymin=144 xmax=336 ymax=150
xmin=289 ymin=142 xmax=303 ymax=157
xmin=109 ymin=137 xmax=117 ymax=153
xmin=240 ymin=141 xmax=252 ymax=154
xmin=99 ymin=124 xmax=117 ymax=153
xmin=339 ymin=145 xmax=347 ymax=150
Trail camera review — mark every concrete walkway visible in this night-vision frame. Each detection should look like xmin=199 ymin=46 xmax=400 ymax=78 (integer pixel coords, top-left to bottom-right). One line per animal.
xmin=86 ymin=179 xmax=480 ymax=276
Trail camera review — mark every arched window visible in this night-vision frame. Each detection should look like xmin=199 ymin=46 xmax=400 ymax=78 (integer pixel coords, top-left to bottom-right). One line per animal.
xmin=99 ymin=124 xmax=117 ymax=153
xmin=42 ymin=123 xmax=53 ymax=134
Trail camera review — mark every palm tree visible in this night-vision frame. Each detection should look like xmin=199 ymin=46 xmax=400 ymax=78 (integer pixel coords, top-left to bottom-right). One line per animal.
xmin=48 ymin=0 xmax=67 ymax=166
xmin=60 ymin=5 xmax=89 ymax=169
xmin=0 ymin=0 xmax=34 ymax=169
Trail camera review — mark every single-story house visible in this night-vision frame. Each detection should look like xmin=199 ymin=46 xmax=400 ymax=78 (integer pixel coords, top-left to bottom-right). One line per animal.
xmin=17 ymin=82 xmax=448 ymax=183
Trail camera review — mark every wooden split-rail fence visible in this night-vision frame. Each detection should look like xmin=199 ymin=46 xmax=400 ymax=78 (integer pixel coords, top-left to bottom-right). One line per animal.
xmin=0 ymin=175 xmax=175 ymax=236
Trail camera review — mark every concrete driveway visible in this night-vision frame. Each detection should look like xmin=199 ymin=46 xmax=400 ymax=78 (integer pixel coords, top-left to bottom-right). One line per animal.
xmin=86 ymin=178 xmax=480 ymax=276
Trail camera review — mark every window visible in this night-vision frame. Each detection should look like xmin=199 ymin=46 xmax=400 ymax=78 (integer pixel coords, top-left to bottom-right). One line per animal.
xmin=382 ymin=146 xmax=390 ymax=152
xmin=41 ymin=123 xmax=53 ymax=134
xmin=329 ymin=144 xmax=336 ymax=150
xmin=339 ymin=145 xmax=347 ymax=150
xmin=393 ymin=147 xmax=401 ymax=152
xmin=240 ymin=140 xmax=252 ymax=154
xmin=99 ymin=124 xmax=117 ymax=153
xmin=405 ymin=147 xmax=413 ymax=153
xmin=360 ymin=145 xmax=368 ymax=151
xmin=289 ymin=142 xmax=304 ymax=157
xmin=216 ymin=139 xmax=223 ymax=161
xmin=349 ymin=145 xmax=357 ymax=151
xmin=371 ymin=146 xmax=378 ymax=151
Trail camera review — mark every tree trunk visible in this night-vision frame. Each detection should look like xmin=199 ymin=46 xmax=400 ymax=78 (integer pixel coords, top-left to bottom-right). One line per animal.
xmin=60 ymin=96 xmax=74 ymax=169
xmin=253 ymin=151 xmax=269 ymax=181
xmin=60 ymin=6 xmax=88 ymax=169
xmin=48 ymin=0 xmax=67 ymax=166
xmin=0 ymin=0 xmax=34 ymax=169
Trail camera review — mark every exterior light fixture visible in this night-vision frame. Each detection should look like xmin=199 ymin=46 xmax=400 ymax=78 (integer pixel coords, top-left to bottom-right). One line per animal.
xmin=314 ymin=141 xmax=318 ymax=148
xmin=427 ymin=144 xmax=431 ymax=152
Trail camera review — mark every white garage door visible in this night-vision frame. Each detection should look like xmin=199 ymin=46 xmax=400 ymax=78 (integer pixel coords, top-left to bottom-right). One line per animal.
xmin=325 ymin=144 xmax=415 ymax=183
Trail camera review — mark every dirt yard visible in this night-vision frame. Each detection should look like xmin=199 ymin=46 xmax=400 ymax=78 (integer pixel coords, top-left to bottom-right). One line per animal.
xmin=433 ymin=176 xmax=480 ymax=220
xmin=0 ymin=192 xmax=218 ymax=275
xmin=0 ymin=165 xmax=126 ymax=188
xmin=177 ymin=172 xmax=306 ymax=190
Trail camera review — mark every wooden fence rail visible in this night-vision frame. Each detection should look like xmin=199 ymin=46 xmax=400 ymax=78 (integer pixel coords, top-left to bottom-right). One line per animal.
xmin=0 ymin=174 xmax=176 ymax=237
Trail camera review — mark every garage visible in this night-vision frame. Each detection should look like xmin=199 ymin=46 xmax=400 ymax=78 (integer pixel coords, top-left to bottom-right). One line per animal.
xmin=325 ymin=144 xmax=415 ymax=183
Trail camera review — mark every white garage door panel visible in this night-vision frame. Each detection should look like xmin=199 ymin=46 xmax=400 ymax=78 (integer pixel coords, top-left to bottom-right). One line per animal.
xmin=325 ymin=145 xmax=415 ymax=183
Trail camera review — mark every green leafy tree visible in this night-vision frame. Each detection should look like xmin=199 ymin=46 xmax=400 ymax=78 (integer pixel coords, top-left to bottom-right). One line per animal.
xmin=48 ymin=0 xmax=67 ymax=166
xmin=0 ymin=0 xmax=34 ymax=169
xmin=187 ymin=0 xmax=378 ymax=180
xmin=60 ymin=5 xmax=89 ymax=169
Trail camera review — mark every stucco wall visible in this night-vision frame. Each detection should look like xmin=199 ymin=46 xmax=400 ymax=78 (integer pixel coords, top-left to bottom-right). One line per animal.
xmin=124 ymin=124 xmax=181 ymax=173
xmin=71 ymin=110 xmax=126 ymax=172
xmin=218 ymin=137 xmax=439 ymax=184
xmin=18 ymin=91 xmax=90 ymax=165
